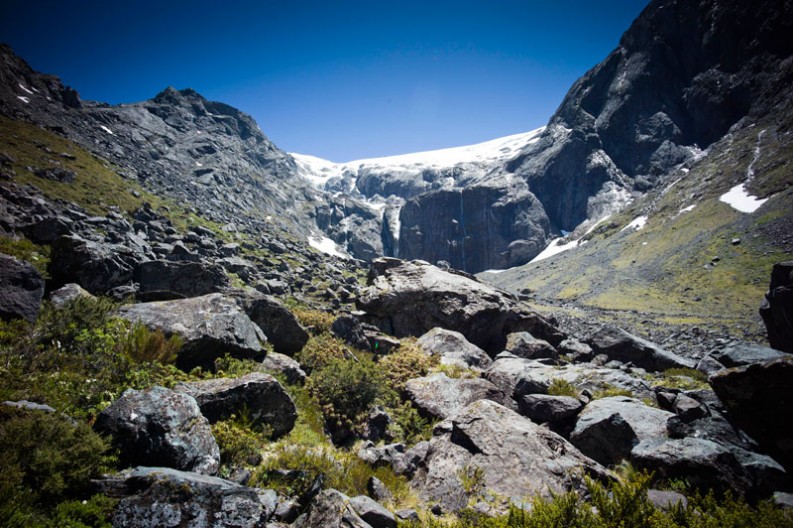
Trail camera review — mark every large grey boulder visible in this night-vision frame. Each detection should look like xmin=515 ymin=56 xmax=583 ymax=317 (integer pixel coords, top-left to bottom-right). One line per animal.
xmin=175 ymin=373 xmax=296 ymax=438
xmin=260 ymin=351 xmax=307 ymax=385
xmin=411 ymin=399 xmax=610 ymax=512
xmin=709 ymin=356 xmax=793 ymax=472
xmin=357 ymin=258 xmax=562 ymax=355
xmin=295 ymin=489 xmax=373 ymax=528
xmin=505 ymin=331 xmax=558 ymax=360
xmin=133 ymin=259 xmax=230 ymax=300
xmin=118 ymin=293 xmax=266 ymax=371
xmin=518 ymin=394 xmax=583 ymax=425
xmin=94 ymin=386 xmax=220 ymax=475
xmin=760 ymin=261 xmax=793 ymax=353
xmin=349 ymin=495 xmax=397 ymax=528
xmin=49 ymin=282 xmax=94 ymax=308
xmin=632 ymin=438 xmax=787 ymax=500
xmin=485 ymin=354 xmax=655 ymax=401
xmin=569 ymin=396 xmax=674 ymax=466
xmin=49 ymin=234 xmax=142 ymax=294
xmin=587 ymin=326 xmax=694 ymax=372
xmin=416 ymin=327 xmax=492 ymax=371
xmin=99 ymin=467 xmax=276 ymax=528
xmin=0 ymin=253 xmax=44 ymax=322
xmin=240 ymin=294 xmax=309 ymax=355
xmin=707 ymin=342 xmax=789 ymax=369
xmin=404 ymin=373 xmax=511 ymax=420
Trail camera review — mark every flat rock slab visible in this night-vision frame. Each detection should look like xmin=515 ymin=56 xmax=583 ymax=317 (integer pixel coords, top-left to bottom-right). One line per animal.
xmin=411 ymin=399 xmax=610 ymax=512
xmin=357 ymin=258 xmax=563 ymax=355
xmin=95 ymin=386 xmax=220 ymax=475
xmin=100 ymin=466 xmax=276 ymax=528
xmin=587 ymin=325 xmax=694 ymax=372
xmin=175 ymin=372 xmax=297 ymax=438
xmin=133 ymin=259 xmax=230 ymax=300
xmin=405 ymin=373 xmax=510 ymax=420
xmin=118 ymin=293 xmax=265 ymax=371
xmin=518 ymin=394 xmax=583 ymax=424
xmin=417 ymin=327 xmax=492 ymax=371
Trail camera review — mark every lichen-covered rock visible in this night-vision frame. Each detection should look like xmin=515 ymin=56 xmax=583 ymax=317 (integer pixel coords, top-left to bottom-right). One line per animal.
xmin=133 ymin=259 xmax=230 ymax=300
xmin=118 ymin=293 xmax=266 ymax=371
xmin=505 ymin=331 xmax=558 ymax=360
xmin=416 ymin=327 xmax=492 ymax=371
xmin=94 ymin=386 xmax=220 ymax=475
xmin=175 ymin=373 xmax=296 ymax=438
xmin=294 ymin=489 xmax=372 ymax=528
xmin=240 ymin=293 xmax=309 ymax=355
xmin=517 ymin=394 xmax=583 ymax=425
xmin=48 ymin=282 xmax=94 ymax=308
xmin=49 ymin=234 xmax=142 ymax=294
xmin=260 ymin=351 xmax=307 ymax=385
xmin=587 ymin=326 xmax=694 ymax=372
xmin=405 ymin=373 xmax=511 ymax=420
xmin=349 ymin=495 xmax=396 ymax=528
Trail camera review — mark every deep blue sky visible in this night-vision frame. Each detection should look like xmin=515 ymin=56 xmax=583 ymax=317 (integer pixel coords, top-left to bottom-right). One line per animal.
xmin=1 ymin=1 xmax=649 ymax=161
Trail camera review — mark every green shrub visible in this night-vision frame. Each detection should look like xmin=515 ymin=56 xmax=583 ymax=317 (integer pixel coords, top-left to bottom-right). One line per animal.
xmin=378 ymin=339 xmax=438 ymax=393
xmin=297 ymin=333 xmax=351 ymax=373
xmin=547 ymin=378 xmax=579 ymax=398
xmin=212 ymin=354 xmax=262 ymax=378
xmin=212 ymin=416 xmax=269 ymax=475
xmin=291 ymin=307 xmax=335 ymax=334
xmin=388 ymin=400 xmax=434 ymax=445
xmin=0 ymin=235 xmax=51 ymax=278
xmin=656 ymin=368 xmax=709 ymax=391
xmin=120 ymin=323 xmax=181 ymax=365
xmin=591 ymin=384 xmax=635 ymax=400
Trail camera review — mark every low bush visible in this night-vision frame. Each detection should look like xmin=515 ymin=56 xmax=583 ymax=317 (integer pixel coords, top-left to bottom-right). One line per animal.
xmin=546 ymin=378 xmax=579 ymax=398
xmin=378 ymin=339 xmax=438 ymax=393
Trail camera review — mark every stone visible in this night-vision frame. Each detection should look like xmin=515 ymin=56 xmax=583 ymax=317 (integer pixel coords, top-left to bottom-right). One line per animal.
xmin=241 ymin=294 xmax=309 ymax=355
xmin=367 ymin=476 xmax=393 ymax=502
xmin=20 ymin=215 xmax=73 ymax=244
xmin=118 ymin=293 xmax=266 ymax=371
xmin=587 ymin=325 xmax=695 ymax=372
xmin=394 ymin=509 xmax=420 ymax=522
xmin=569 ymin=397 xmax=674 ymax=466
xmin=760 ymin=261 xmax=793 ymax=353
xmin=647 ymin=489 xmax=688 ymax=510
xmin=48 ymin=282 xmax=94 ymax=308
xmin=632 ymin=437 xmax=787 ymax=500
xmin=174 ymin=373 xmax=296 ymax=438
xmin=99 ymin=467 xmax=275 ymax=528
xmin=2 ymin=399 xmax=56 ymax=413
xmin=349 ymin=495 xmax=397 ymax=528
xmin=133 ymin=259 xmax=230 ymax=300
xmin=558 ymin=338 xmax=593 ymax=362
xmin=49 ymin=234 xmax=141 ymax=294
xmin=331 ymin=314 xmax=371 ymax=351
xmin=94 ymin=386 xmax=220 ymax=475
xmin=411 ymin=400 xmax=609 ymax=512
xmin=708 ymin=341 xmax=789 ymax=368
xmin=405 ymin=373 xmax=511 ymax=420
xmin=358 ymin=259 xmax=562 ymax=355
xmin=416 ymin=327 xmax=492 ymax=371
xmin=517 ymin=394 xmax=583 ymax=424
xmin=260 ymin=351 xmax=307 ymax=384
xmin=0 ymin=253 xmax=45 ymax=322
xmin=294 ymin=489 xmax=372 ymax=528
xmin=505 ymin=331 xmax=558 ymax=360
xmin=709 ymin=357 xmax=793 ymax=472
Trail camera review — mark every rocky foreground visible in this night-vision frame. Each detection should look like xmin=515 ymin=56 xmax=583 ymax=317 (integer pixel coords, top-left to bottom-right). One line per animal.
xmin=2 ymin=180 xmax=792 ymax=525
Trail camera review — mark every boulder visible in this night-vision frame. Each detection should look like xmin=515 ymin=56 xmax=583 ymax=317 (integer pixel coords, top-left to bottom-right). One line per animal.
xmin=349 ymin=495 xmax=397 ymax=528
xmin=295 ymin=489 xmax=372 ymax=528
xmin=331 ymin=314 xmax=371 ymax=351
xmin=709 ymin=356 xmax=793 ymax=472
xmin=48 ymin=282 xmax=94 ymax=308
xmin=99 ymin=467 xmax=275 ymax=528
xmin=404 ymin=373 xmax=511 ymax=420
xmin=367 ymin=476 xmax=394 ymax=502
xmin=118 ymin=293 xmax=266 ymax=371
xmin=0 ymin=253 xmax=45 ymax=322
xmin=411 ymin=399 xmax=610 ymax=512
xmin=94 ymin=386 xmax=220 ymax=475
xmin=260 ymin=351 xmax=307 ymax=384
xmin=632 ymin=437 xmax=787 ymax=500
xmin=517 ymin=394 xmax=583 ymax=425
xmin=241 ymin=294 xmax=309 ymax=355
xmin=587 ymin=326 xmax=694 ymax=372
xmin=49 ymin=234 xmax=141 ymax=294
xmin=707 ymin=341 xmax=789 ymax=368
xmin=760 ymin=261 xmax=793 ymax=353
xmin=357 ymin=259 xmax=562 ymax=355
xmin=174 ymin=373 xmax=296 ymax=438
xmin=485 ymin=354 xmax=655 ymax=401
xmin=133 ymin=259 xmax=230 ymax=300
xmin=569 ymin=396 xmax=674 ymax=466
xmin=505 ymin=331 xmax=558 ymax=360
xmin=416 ymin=327 xmax=493 ymax=371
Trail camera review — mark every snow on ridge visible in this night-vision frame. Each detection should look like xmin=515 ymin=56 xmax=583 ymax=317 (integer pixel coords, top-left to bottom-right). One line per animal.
xmin=719 ymin=184 xmax=768 ymax=213
xmin=18 ymin=83 xmax=34 ymax=95
xmin=99 ymin=125 xmax=114 ymax=135
xmin=308 ymin=235 xmax=349 ymax=259
xmin=17 ymin=96 xmax=29 ymax=104
xmin=621 ymin=215 xmax=648 ymax=232
xmin=529 ymin=237 xmax=581 ymax=264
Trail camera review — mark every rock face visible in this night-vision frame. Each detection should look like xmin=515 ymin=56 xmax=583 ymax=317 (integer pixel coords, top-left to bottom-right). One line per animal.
xmin=760 ymin=261 xmax=793 ymax=353
xmin=416 ymin=327 xmax=492 ymax=371
xmin=0 ymin=253 xmax=45 ymax=322
xmin=174 ymin=373 xmax=297 ymax=438
xmin=404 ymin=373 xmax=510 ymax=420
xmin=569 ymin=396 xmax=674 ymax=466
xmin=101 ymin=467 xmax=276 ymax=528
xmin=411 ymin=400 xmax=609 ymax=512
xmin=133 ymin=259 xmax=230 ymax=300
xmin=118 ymin=293 xmax=266 ymax=371
xmin=709 ymin=357 xmax=793 ymax=472
xmin=587 ymin=326 xmax=694 ymax=372
xmin=94 ymin=386 xmax=220 ymax=475
xmin=357 ymin=258 xmax=562 ymax=355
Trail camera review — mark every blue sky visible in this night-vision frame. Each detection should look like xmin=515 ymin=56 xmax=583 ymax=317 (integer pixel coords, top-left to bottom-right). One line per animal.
xmin=1 ymin=1 xmax=648 ymax=161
